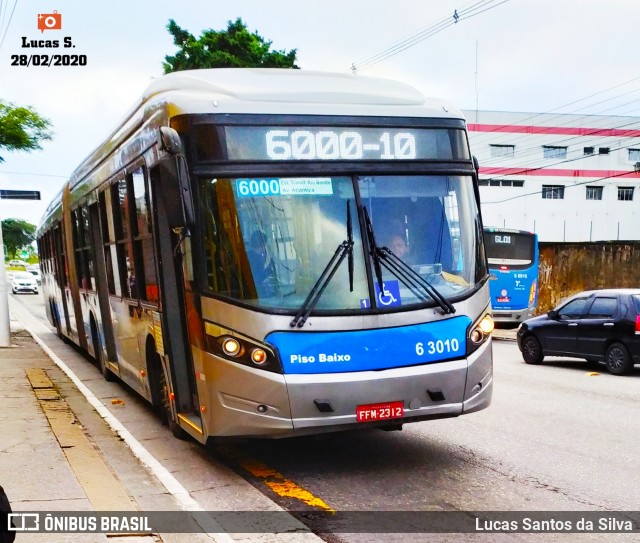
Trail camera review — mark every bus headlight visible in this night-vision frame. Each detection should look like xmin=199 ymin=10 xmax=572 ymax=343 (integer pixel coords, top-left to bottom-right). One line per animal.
xmin=204 ymin=322 xmax=282 ymax=373
xmin=250 ymin=348 xmax=268 ymax=366
xmin=467 ymin=312 xmax=494 ymax=354
xmin=469 ymin=328 xmax=484 ymax=344
xmin=479 ymin=314 xmax=495 ymax=335
xmin=222 ymin=337 xmax=242 ymax=356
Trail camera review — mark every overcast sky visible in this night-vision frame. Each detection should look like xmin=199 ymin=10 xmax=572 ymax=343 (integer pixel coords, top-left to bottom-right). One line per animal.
xmin=1 ymin=0 xmax=639 ymax=224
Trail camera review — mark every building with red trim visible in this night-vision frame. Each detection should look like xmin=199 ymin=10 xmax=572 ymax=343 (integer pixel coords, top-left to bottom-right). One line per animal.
xmin=464 ymin=111 xmax=640 ymax=241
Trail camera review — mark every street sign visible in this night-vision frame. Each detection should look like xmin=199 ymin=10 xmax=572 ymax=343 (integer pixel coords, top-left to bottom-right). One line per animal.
xmin=0 ymin=190 xmax=41 ymax=200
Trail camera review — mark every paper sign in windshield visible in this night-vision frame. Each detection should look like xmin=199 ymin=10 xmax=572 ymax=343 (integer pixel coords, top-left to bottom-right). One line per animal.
xmin=279 ymin=178 xmax=333 ymax=195
xmin=235 ymin=177 xmax=333 ymax=197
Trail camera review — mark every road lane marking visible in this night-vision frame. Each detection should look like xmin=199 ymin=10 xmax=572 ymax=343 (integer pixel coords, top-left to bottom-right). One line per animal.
xmin=217 ymin=447 xmax=335 ymax=512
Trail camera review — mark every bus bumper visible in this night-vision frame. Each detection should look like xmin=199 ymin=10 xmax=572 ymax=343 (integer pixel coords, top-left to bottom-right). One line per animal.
xmin=203 ymin=338 xmax=492 ymax=438
xmin=286 ymin=336 xmax=492 ymax=432
xmin=492 ymin=307 xmax=534 ymax=324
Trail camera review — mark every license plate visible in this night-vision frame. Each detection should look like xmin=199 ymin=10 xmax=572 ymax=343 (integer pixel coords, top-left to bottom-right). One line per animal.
xmin=356 ymin=401 xmax=404 ymax=422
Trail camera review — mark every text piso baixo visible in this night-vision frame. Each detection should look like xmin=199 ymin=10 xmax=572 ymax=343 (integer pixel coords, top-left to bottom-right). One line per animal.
xmin=290 ymin=353 xmax=351 ymax=364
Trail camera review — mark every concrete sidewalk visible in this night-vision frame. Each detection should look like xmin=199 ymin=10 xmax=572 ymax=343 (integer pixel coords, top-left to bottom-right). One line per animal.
xmin=0 ymin=304 xmax=323 ymax=543
xmin=0 ymin=310 xmax=194 ymax=542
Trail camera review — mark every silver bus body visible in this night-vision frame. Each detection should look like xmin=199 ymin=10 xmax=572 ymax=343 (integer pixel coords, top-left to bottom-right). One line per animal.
xmin=37 ymin=69 xmax=493 ymax=441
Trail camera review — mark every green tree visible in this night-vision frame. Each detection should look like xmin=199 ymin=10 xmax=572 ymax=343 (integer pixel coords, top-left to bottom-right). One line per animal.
xmin=2 ymin=218 xmax=36 ymax=258
xmin=0 ymin=101 xmax=52 ymax=163
xmin=163 ymin=18 xmax=299 ymax=73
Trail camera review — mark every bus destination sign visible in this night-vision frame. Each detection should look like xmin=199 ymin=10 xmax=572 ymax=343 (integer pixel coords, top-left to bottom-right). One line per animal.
xmin=224 ymin=126 xmax=458 ymax=162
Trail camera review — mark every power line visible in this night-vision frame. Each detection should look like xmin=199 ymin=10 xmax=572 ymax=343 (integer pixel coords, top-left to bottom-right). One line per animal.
xmin=467 ymin=78 xmax=640 ymax=175
xmin=468 ymin=74 xmax=640 ymax=146
xmin=0 ymin=0 xmax=17 ymax=52
xmin=353 ymin=0 xmax=508 ymax=71
xmin=481 ymin=169 xmax=638 ymax=205
xmin=474 ymin=115 xmax=640 ymax=171
xmin=479 ymin=136 xmax=640 ymax=184
xmin=0 ymin=170 xmax=68 ymax=179
xmin=349 ymin=0 xmax=510 ymax=73
xmin=471 ymin=92 xmax=640 ymax=155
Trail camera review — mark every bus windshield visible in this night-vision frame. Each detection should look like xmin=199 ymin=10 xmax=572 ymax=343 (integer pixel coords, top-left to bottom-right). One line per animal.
xmin=484 ymin=231 xmax=535 ymax=267
xmin=199 ymin=174 xmax=483 ymax=311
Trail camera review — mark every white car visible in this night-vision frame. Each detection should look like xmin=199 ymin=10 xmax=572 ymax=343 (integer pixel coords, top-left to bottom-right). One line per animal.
xmin=11 ymin=271 xmax=39 ymax=294
xmin=26 ymin=264 xmax=41 ymax=284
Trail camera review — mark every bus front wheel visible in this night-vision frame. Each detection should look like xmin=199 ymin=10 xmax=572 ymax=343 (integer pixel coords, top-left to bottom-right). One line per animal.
xmin=151 ymin=352 xmax=186 ymax=440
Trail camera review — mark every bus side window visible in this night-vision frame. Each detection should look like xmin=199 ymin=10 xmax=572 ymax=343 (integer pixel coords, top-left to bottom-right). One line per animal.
xmin=110 ymin=179 xmax=130 ymax=298
xmin=200 ymin=177 xmax=244 ymax=299
xmin=131 ymin=166 xmax=159 ymax=304
xmin=99 ymin=191 xmax=117 ymax=296
xmin=72 ymin=205 xmax=93 ymax=291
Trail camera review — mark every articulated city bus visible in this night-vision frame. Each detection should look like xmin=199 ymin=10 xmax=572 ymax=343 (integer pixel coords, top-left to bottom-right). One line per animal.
xmin=37 ymin=69 xmax=494 ymax=441
xmin=484 ymin=227 xmax=539 ymax=324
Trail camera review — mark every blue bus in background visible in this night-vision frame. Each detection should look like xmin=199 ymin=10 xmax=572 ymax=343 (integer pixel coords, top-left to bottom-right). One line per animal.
xmin=483 ymin=228 xmax=539 ymax=324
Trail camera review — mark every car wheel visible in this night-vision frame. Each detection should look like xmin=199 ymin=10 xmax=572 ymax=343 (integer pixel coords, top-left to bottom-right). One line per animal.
xmin=605 ymin=343 xmax=633 ymax=376
xmin=522 ymin=335 xmax=544 ymax=365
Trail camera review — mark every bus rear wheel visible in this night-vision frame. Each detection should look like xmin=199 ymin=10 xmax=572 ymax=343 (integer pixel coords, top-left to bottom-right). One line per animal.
xmin=51 ymin=302 xmax=66 ymax=342
xmin=91 ymin=317 xmax=114 ymax=382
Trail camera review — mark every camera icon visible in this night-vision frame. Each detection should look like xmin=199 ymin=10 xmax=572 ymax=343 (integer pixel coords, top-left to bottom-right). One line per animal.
xmin=37 ymin=11 xmax=62 ymax=32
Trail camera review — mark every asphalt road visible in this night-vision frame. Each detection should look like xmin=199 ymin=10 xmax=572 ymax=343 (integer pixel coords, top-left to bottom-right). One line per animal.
xmin=10 ymin=292 xmax=640 ymax=543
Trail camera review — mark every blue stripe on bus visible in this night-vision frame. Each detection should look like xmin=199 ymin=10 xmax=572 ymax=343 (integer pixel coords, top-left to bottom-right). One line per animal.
xmin=266 ymin=316 xmax=472 ymax=374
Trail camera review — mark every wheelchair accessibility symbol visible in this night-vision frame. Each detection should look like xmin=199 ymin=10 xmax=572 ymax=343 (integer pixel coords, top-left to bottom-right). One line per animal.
xmin=374 ymin=280 xmax=401 ymax=307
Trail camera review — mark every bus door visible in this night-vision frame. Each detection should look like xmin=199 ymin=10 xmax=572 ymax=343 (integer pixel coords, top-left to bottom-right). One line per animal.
xmin=88 ymin=201 xmax=118 ymax=368
xmin=129 ymin=166 xmax=163 ymax=401
xmin=61 ymin=187 xmax=86 ymax=350
xmin=107 ymin=176 xmax=147 ymax=389
xmin=108 ymin=170 xmax=161 ymax=399
xmin=150 ymin=159 xmax=202 ymax=436
xmin=52 ymin=224 xmax=72 ymax=335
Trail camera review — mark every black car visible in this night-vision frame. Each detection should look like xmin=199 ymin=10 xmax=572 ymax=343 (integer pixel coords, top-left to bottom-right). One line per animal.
xmin=517 ymin=289 xmax=640 ymax=375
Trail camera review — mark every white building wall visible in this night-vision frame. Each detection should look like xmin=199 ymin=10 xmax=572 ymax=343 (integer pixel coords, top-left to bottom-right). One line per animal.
xmin=464 ymin=110 xmax=640 ymax=242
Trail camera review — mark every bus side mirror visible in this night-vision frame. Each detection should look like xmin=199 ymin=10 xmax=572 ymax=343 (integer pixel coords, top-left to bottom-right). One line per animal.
xmin=157 ymin=128 xmax=195 ymax=228
xmin=156 ymin=157 xmax=195 ymax=228
xmin=159 ymin=126 xmax=183 ymax=155
xmin=472 ymin=155 xmax=480 ymax=173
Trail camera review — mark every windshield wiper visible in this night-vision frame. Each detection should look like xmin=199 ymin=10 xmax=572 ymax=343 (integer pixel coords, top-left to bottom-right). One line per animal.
xmin=363 ymin=206 xmax=384 ymax=292
xmin=362 ymin=207 xmax=455 ymax=315
xmin=290 ymin=201 xmax=354 ymax=328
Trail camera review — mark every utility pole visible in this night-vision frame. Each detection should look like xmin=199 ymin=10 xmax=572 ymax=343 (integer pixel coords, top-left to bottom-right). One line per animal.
xmin=0 ymin=226 xmax=9 ymax=347
xmin=0 ymin=189 xmax=41 ymax=347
